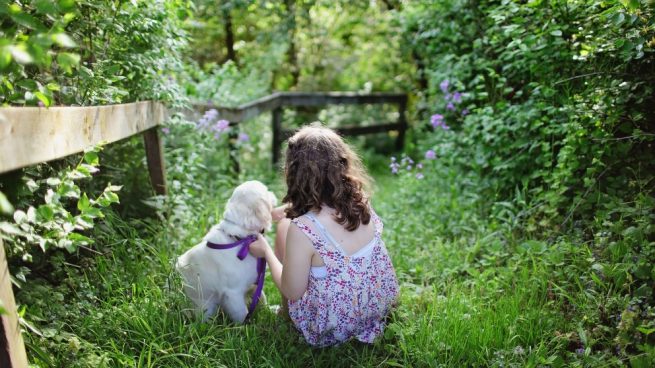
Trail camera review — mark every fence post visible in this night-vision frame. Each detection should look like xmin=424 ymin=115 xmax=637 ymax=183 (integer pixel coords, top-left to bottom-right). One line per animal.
xmin=143 ymin=128 xmax=167 ymax=195
xmin=0 ymin=239 xmax=29 ymax=368
xmin=271 ymin=107 xmax=283 ymax=166
xmin=227 ymin=128 xmax=240 ymax=175
xmin=396 ymin=97 xmax=408 ymax=151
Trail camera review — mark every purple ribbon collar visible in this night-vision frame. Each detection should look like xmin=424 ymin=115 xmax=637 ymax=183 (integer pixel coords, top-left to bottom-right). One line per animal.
xmin=206 ymin=234 xmax=265 ymax=320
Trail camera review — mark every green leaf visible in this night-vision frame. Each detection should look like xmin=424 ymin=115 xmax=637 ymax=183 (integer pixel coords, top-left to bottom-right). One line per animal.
xmin=550 ymin=30 xmax=562 ymax=37
xmin=0 ymin=191 xmax=13 ymax=215
xmin=33 ymin=91 xmax=51 ymax=107
xmin=52 ymin=33 xmax=77 ymax=48
xmin=0 ymin=222 xmax=22 ymax=236
xmin=36 ymin=205 xmax=55 ymax=221
xmin=77 ymin=193 xmax=90 ymax=212
xmin=83 ymin=151 xmax=99 ymax=165
xmin=620 ymin=0 xmax=640 ymax=11
xmin=46 ymin=177 xmax=61 ymax=186
xmin=13 ymin=210 xmax=27 ymax=224
xmin=9 ymin=45 xmax=33 ymax=64
xmin=56 ymin=52 xmax=80 ymax=73
xmin=0 ymin=46 xmax=11 ymax=69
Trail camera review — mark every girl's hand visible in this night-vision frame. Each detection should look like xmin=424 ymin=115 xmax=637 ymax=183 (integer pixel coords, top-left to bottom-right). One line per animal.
xmin=249 ymin=234 xmax=270 ymax=258
xmin=271 ymin=205 xmax=287 ymax=222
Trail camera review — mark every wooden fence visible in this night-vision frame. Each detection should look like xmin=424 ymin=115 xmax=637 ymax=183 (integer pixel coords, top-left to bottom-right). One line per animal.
xmin=0 ymin=91 xmax=407 ymax=366
xmin=0 ymin=101 xmax=167 ymax=367
xmin=193 ymin=91 xmax=408 ymax=164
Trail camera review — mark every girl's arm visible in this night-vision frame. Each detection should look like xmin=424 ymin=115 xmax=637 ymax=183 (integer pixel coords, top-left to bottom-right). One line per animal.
xmin=251 ymin=225 xmax=312 ymax=301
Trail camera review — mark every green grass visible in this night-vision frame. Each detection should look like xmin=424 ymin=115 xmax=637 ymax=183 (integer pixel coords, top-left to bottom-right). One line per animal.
xmin=19 ymin=158 xmax=613 ymax=367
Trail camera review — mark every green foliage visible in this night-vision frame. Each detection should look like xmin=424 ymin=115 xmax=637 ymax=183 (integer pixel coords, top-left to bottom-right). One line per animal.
xmin=402 ymin=0 xmax=655 ymax=363
xmin=0 ymin=0 xmax=190 ymax=106
xmin=0 ymin=146 xmax=120 ymax=276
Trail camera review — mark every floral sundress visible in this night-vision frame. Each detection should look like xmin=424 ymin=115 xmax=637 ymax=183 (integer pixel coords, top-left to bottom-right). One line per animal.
xmin=288 ymin=208 xmax=399 ymax=346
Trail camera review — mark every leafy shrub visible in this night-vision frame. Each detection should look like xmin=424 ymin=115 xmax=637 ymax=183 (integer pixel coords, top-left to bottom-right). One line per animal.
xmin=402 ymin=0 xmax=655 ymax=363
xmin=0 ymin=0 xmax=190 ymax=106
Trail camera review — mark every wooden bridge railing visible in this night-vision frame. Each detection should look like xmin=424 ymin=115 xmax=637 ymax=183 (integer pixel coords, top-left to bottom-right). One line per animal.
xmin=193 ymin=91 xmax=408 ymax=164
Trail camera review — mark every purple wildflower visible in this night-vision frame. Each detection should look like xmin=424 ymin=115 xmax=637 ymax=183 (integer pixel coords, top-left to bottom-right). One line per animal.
xmin=425 ymin=150 xmax=436 ymax=160
xmin=453 ymin=92 xmax=462 ymax=103
xmin=575 ymin=348 xmax=585 ymax=355
xmin=391 ymin=156 xmax=396 ymax=162
xmin=416 ymin=172 xmax=424 ymax=180
xmin=389 ymin=160 xmax=400 ymax=174
xmin=417 ymin=163 xmax=423 ymax=169
xmin=446 ymin=102 xmax=455 ymax=111
xmin=162 ymin=127 xmax=170 ymax=135
xmin=462 ymin=109 xmax=469 ymax=116
xmin=406 ymin=165 xmax=412 ymax=171
xmin=214 ymin=119 xmax=230 ymax=132
xmin=238 ymin=132 xmax=250 ymax=142
xmin=431 ymin=114 xmax=444 ymax=128
xmin=440 ymin=79 xmax=449 ymax=93
xmin=37 ymin=101 xmax=45 ymax=107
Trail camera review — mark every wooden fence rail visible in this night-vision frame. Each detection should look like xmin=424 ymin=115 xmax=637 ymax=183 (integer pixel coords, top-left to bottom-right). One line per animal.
xmin=0 ymin=101 xmax=168 ymax=194
xmin=193 ymin=91 xmax=408 ymax=164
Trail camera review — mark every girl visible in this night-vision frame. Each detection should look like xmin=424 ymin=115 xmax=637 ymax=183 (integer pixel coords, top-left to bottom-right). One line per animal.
xmin=249 ymin=124 xmax=399 ymax=347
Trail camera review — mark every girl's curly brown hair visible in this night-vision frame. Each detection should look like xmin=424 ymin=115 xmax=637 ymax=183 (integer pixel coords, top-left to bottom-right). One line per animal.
xmin=283 ymin=124 xmax=372 ymax=231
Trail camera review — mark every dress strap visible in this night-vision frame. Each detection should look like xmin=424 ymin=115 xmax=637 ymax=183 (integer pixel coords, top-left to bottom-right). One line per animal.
xmin=303 ymin=213 xmax=348 ymax=254
xmin=369 ymin=205 xmax=383 ymax=235
xmin=290 ymin=215 xmax=334 ymax=256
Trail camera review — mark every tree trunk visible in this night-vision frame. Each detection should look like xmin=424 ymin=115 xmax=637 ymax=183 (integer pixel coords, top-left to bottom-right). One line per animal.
xmin=222 ymin=5 xmax=237 ymax=64
xmin=285 ymin=0 xmax=299 ymax=88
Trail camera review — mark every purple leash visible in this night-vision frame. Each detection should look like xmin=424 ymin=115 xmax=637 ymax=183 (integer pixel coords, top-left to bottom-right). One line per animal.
xmin=206 ymin=234 xmax=266 ymax=320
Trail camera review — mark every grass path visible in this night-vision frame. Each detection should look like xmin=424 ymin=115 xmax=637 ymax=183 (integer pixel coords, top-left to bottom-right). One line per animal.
xmin=23 ymin=164 xmax=571 ymax=367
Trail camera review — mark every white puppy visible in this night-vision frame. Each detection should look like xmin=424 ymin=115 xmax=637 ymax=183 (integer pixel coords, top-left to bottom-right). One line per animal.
xmin=176 ymin=180 xmax=277 ymax=323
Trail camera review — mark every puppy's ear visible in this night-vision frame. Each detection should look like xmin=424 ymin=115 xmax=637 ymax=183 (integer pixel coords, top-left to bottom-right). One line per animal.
xmin=254 ymin=197 xmax=273 ymax=231
xmin=268 ymin=191 xmax=277 ymax=207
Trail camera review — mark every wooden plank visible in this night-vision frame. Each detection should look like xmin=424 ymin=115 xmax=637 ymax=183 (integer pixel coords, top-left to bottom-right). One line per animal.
xmin=193 ymin=93 xmax=282 ymax=123
xmin=0 ymin=239 xmax=29 ymax=368
xmin=192 ymin=92 xmax=406 ymax=122
xmin=280 ymin=92 xmax=406 ymax=107
xmin=142 ymin=128 xmax=167 ymax=195
xmin=0 ymin=101 xmax=167 ymax=174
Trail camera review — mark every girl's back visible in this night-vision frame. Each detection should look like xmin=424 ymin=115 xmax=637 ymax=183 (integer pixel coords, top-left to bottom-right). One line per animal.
xmin=288 ymin=206 xmax=398 ymax=346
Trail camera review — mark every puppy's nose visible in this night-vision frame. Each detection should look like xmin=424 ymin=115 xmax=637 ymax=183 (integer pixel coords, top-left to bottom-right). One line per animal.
xmin=260 ymin=228 xmax=265 ymax=234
